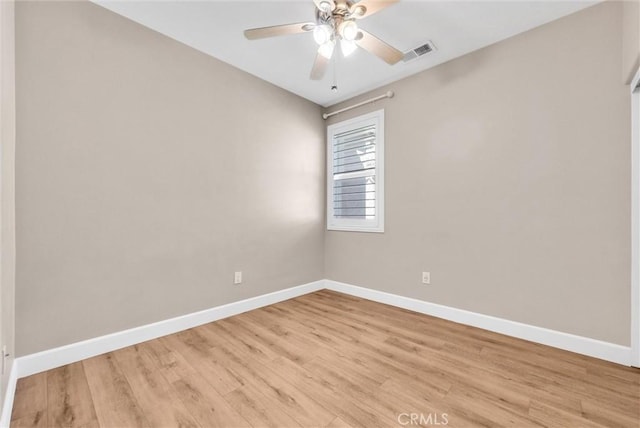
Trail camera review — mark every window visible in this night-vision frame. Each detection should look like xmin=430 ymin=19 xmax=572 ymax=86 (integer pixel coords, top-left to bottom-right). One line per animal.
xmin=327 ymin=109 xmax=384 ymax=232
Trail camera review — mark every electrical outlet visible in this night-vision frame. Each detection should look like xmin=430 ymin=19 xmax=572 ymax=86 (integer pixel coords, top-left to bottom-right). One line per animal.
xmin=422 ymin=272 xmax=431 ymax=284
xmin=234 ymin=271 xmax=242 ymax=285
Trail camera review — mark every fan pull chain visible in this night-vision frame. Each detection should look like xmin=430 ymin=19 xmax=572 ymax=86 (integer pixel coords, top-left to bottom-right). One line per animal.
xmin=331 ymin=52 xmax=338 ymax=92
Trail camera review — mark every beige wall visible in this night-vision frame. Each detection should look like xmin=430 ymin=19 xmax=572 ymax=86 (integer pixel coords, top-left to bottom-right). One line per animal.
xmin=15 ymin=1 xmax=325 ymax=356
xmin=325 ymin=1 xmax=631 ymax=345
xmin=0 ymin=0 xmax=16 ymax=401
xmin=14 ymin=0 xmax=632 ymax=356
xmin=622 ymin=0 xmax=640 ymax=83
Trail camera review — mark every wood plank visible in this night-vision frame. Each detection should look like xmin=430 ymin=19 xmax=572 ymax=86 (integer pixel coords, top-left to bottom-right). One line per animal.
xmin=303 ymin=355 xmax=386 ymax=396
xmin=137 ymin=333 xmax=251 ymax=427
xmin=224 ymin=383 xmax=303 ymax=428
xmin=136 ymin=337 xmax=179 ymax=373
xmin=10 ymin=412 xmax=48 ymax=428
xmin=82 ymin=353 xmax=150 ymax=428
xmin=220 ymin=315 xmax=314 ymax=364
xmin=325 ymin=416 xmax=354 ymax=428
xmin=11 ymin=372 xmax=47 ymax=423
xmin=209 ymin=342 xmax=336 ymax=427
xmin=444 ymin=384 xmax=543 ymax=427
xmin=112 ymin=345 xmax=199 ymax=428
xmin=528 ymin=400 xmax=605 ymax=428
xmin=269 ymin=356 xmax=398 ymax=428
xmin=162 ymin=358 xmax=251 ymax=428
xmin=162 ymin=330 xmax=244 ymax=395
xmin=204 ymin=320 xmax=280 ymax=364
xmin=580 ymin=399 xmax=640 ymax=428
xmin=46 ymin=362 xmax=99 ymax=428
xmin=374 ymin=379 xmax=463 ymax=428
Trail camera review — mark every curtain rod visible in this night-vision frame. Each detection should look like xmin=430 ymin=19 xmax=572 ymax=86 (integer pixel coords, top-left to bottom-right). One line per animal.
xmin=323 ymin=91 xmax=394 ymax=120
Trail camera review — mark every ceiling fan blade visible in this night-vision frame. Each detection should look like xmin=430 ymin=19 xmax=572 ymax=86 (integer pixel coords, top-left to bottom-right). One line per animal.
xmin=355 ymin=29 xmax=403 ymax=64
xmin=310 ymin=52 xmax=330 ymax=80
xmin=349 ymin=0 xmax=399 ymax=19
xmin=244 ymin=22 xmax=315 ymax=40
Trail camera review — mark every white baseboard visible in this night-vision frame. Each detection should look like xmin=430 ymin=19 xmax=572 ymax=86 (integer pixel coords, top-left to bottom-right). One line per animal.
xmin=325 ymin=280 xmax=632 ymax=366
xmin=16 ymin=280 xmax=325 ymax=378
xmin=0 ymin=360 xmax=18 ymax=428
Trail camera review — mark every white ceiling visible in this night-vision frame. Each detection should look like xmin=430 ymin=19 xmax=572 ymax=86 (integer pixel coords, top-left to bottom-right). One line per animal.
xmin=93 ymin=0 xmax=597 ymax=107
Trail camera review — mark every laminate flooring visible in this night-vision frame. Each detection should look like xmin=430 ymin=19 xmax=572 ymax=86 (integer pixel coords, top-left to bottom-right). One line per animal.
xmin=11 ymin=290 xmax=640 ymax=427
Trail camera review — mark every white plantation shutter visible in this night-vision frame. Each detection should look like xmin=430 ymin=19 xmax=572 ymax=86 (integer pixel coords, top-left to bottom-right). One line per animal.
xmin=327 ymin=110 xmax=384 ymax=232
xmin=333 ymin=124 xmax=377 ymax=218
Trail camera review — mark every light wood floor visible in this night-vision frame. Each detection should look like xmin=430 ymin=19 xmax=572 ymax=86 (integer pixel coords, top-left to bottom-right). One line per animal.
xmin=11 ymin=290 xmax=640 ymax=427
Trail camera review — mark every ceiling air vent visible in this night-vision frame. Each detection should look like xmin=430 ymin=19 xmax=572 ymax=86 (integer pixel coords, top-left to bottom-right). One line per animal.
xmin=403 ymin=41 xmax=436 ymax=63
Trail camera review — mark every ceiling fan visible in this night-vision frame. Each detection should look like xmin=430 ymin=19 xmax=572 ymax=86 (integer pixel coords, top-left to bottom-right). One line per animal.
xmin=244 ymin=0 xmax=403 ymax=80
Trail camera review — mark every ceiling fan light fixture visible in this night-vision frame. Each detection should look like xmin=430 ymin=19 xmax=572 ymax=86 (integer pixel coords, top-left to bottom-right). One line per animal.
xmin=318 ymin=40 xmax=335 ymax=59
xmin=318 ymin=0 xmax=333 ymax=12
xmin=339 ymin=20 xmax=358 ymax=41
xmin=340 ymin=39 xmax=357 ymax=57
xmin=313 ymin=25 xmax=332 ymax=45
xmin=351 ymin=5 xmax=366 ymax=17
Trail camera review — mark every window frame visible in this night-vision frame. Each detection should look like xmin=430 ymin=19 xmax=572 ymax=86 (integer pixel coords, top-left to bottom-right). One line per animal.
xmin=326 ymin=109 xmax=385 ymax=233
